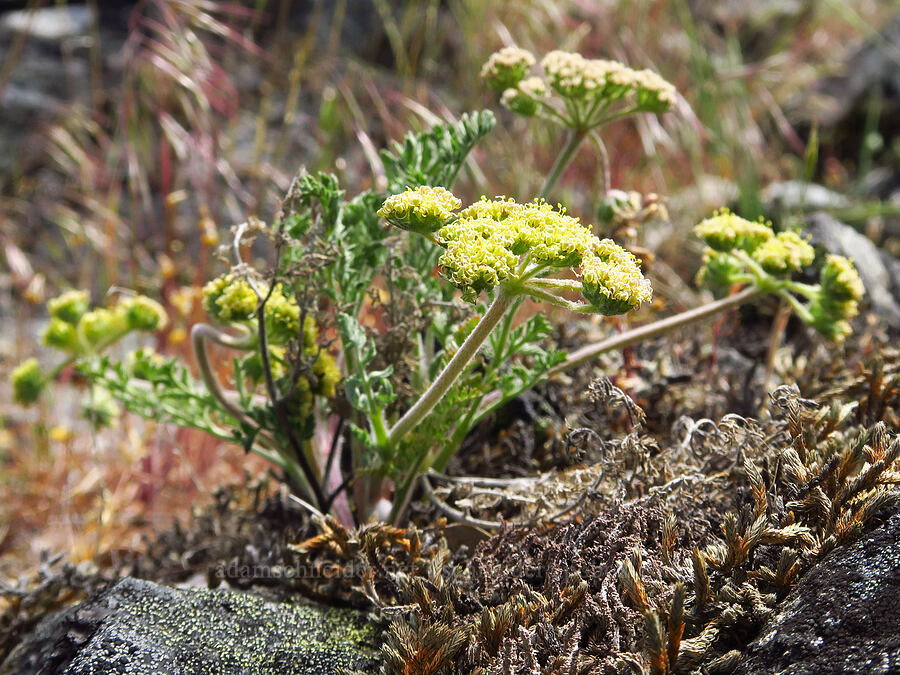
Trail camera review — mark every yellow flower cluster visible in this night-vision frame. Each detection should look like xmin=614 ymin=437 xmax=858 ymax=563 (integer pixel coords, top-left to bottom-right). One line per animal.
xmin=810 ymin=255 xmax=864 ymax=340
xmin=694 ymin=210 xmax=813 ymax=277
xmin=751 ymin=231 xmax=815 ymax=275
xmin=694 ymin=211 xmax=774 ymax=253
xmin=541 ymin=50 xmax=675 ymax=111
xmin=202 ymin=274 xmax=306 ymax=343
xmin=10 ymin=358 xmax=44 ymax=405
xmin=434 ymin=195 xmax=650 ymax=313
xmin=480 ymin=46 xmax=536 ymax=92
xmin=581 ymin=240 xmax=653 ymax=316
xmin=377 ymin=185 xmax=461 ymax=235
xmin=41 ymin=291 xmax=167 ymax=355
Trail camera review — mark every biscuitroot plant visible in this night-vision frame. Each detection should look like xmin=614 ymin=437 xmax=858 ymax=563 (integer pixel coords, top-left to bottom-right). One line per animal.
xmin=12 ymin=109 xmax=864 ymax=527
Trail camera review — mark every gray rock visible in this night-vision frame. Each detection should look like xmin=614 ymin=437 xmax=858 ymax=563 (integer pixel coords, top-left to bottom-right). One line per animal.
xmin=1 ymin=577 xmax=379 ymax=675
xmin=735 ymin=508 xmax=900 ymax=675
xmin=0 ymin=7 xmax=91 ymax=41
xmin=806 ymin=212 xmax=900 ymax=329
xmin=761 ymin=181 xmax=851 ymax=212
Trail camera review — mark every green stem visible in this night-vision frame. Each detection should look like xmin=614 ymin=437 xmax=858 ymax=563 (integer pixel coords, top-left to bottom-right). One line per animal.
xmin=191 ymin=323 xmax=255 ymax=422
xmin=385 ymin=291 xmax=514 ymax=447
xmin=519 ymin=283 xmax=594 ymax=313
xmin=776 ymin=289 xmax=814 ymax=323
xmin=548 ymin=286 xmax=763 ymax=376
xmin=540 ymin=128 xmax=587 ymax=198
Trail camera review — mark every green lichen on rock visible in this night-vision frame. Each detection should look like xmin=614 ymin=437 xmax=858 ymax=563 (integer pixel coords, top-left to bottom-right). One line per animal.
xmin=1 ymin=577 xmax=379 ymax=675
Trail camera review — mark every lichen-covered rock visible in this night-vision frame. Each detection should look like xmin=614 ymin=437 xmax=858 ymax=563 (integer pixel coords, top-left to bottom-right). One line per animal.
xmin=1 ymin=577 xmax=379 ymax=675
xmin=735 ymin=509 xmax=900 ymax=675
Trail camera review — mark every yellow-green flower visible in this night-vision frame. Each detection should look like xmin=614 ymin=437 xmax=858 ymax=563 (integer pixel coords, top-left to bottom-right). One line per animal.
xmin=581 ymin=246 xmax=653 ymax=316
xmin=693 ymin=211 xmax=773 ymax=253
xmin=42 ymin=317 xmax=81 ymax=354
xmin=378 ymin=186 xmax=461 ymax=235
xmin=78 ymin=308 xmax=128 ymax=350
xmin=47 ymin=290 xmax=89 ymax=324
xmin=203 ymin=274 xmax=259 ymax=323
xmin=481 ymin=46 xmax=536 ymax=92
xmin=436 ymin=194 xmax=650 ymax=311
xmin=264 ymin=285 xmax=302 ymax=343
xmin=11 ymin=358 xmax=45 ymax=406
xmin=120 ymin=295 xmax=168 ymax=332
xmin=820 ymin=255 xmax=864 ymax=302
xmin=751 ymin=231 xmax=815 ymax=275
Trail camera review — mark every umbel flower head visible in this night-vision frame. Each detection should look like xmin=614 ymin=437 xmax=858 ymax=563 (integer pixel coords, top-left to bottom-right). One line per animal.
xmin=480 ymin=46 xmax=536 ymax=92
xmin=694 ymin=210 xmax=773 ymax=253
xmin=382 ymin=189 xmax=652 ymax=314
xmin=47 ymin=290 xmax=89 ymax=324
xmin=694 ymin=210 xmax=865 ymax=342
xmin=540 ymin=50 xmax=675 ymax=111
xmin=377 ymin=186 xmax=461 ymax=235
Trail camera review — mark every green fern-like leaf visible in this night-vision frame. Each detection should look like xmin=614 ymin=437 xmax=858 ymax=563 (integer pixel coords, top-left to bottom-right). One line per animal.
xmin=380 ymin=110 xmax=496 ymax=193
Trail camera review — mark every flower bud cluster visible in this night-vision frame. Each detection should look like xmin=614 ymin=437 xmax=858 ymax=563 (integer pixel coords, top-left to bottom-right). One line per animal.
xmin=377 ymin=186 xmax=462 ymax=235
xmin=808 ymin=255 xmax=865 ymax=340
xmin=694 ymin=210 xmax=864 ymax=341
xmin=201 ymin=273 xmax=339 ymax=405
xmin=202 ymin=274 xmax=307 ymax=344
xmin=41 ymin=291 xmax=167 ymax=356
xmin=480 ymin=46 xmax=536 ymax=92
xmin=481 ymin=46 xmax=676 ymax=121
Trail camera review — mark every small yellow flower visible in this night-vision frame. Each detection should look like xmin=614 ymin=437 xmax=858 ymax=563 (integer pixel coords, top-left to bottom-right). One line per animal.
xmin=120 ymin=295 xmax=168 ymax=332
xmin=378 ymin=186 xmax=461 ymax=235
xmin=820 ymin=255 xmax=864 ymax=302
xmin=481 ymin=46 xmax=536 ymax=92
xmin=581 ymin=247 xmax=652 ymax=316
xmin=694 ymin=210 xmax=773 ymax=253
xmin=751 ymin=231 xmax=815 ymax=275
xmin=47 ymin=289 xmax=90 ymax=324
xmin=10 ymin=358 xmax=45 ymax=406
xmin=78 ymin=308 xmax=128 ymax=349
xmin=202 ymin=274 xmax=259 ymax=322
xmin=42 ymin=317 xmax=81 ymax=353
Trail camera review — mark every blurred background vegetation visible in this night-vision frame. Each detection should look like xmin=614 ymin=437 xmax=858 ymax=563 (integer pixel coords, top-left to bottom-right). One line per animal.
xmin=1 ymin=0 xmax=897 ymax=578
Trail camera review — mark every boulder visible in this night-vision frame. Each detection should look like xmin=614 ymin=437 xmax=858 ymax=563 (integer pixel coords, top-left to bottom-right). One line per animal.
xmin=735 ymin=509 xmax=900 ymax=675
xmin=1 ymin=577 xmax=379 ymax=675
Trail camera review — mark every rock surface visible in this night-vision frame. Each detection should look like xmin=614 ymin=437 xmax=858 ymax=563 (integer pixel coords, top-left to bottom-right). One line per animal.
xmin=735 ymin=509 xmax=900 ymax=675
xmin=0 ymin=577 xmax=378 ymax=675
